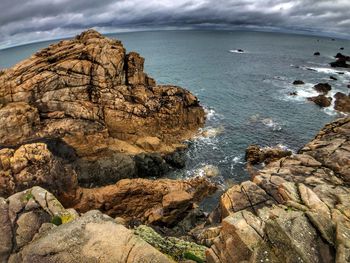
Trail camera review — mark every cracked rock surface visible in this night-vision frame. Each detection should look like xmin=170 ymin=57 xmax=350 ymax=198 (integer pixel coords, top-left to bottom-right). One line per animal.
xmin=0 ymin=142 xmax=216 ymax=226
xmin=0 ymin=29 xmax=204 ymax=164
xmin=0 ymin=186 xmax=173 ymax=263
xmin=207 ymin=117 xmax=350 ymax=263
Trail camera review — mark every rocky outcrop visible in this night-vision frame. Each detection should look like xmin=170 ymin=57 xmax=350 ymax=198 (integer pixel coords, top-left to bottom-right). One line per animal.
xmin=334 ymin=92 xmax=350 ymax=113
xmin=313 ymin=83 xmax=332 ymax=94
xmin=330 ymin=53 xmax=350 ymax=68
xmin=245 ymin=144 xmax=292 ymax=165
xmin=0 ymin=187 xmax=173 ymax=263
xmin=0 ymin=142 xmax=216 ymax=226
xmin=314 ymin=52 xmax=320 ymax=56
xmin=0 ymin=29 xmax=205 ymax=158
xmin=207 ymin=117 xmax=350 ymax=263
xmin=307 ymin=94 xmax=332 ymax=107
xmin=72 ymin=176 xmax=217 ymax=225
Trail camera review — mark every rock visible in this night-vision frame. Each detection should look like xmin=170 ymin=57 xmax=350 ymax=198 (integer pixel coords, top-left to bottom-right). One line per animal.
xmin=0 ymin=103 xmax=40 ymax=145
xmin=313 ymin=83 xmax=332 ymax=94
xmin=335 ymin=53 xmax=350 ymax=60
xmin=307 ymin=94 xmax=332 ymax=107
xmin=245 ymin=144 xmax=292 ymax=165
xmin=330 ymin=53 xmax=350 ymax=68
xmin=0 ymin=29 xmax=205 ymax=159
xmin=334 ymin=92 xmax=350 ymax=113
xmin=72 ymin=176 xmax=217 ymax=225
xmin=314 ymin=52 xmax=320 ymax=56
xmin=330 ymin=76 xmax=338 ymax=80
xmin=164 ymin=150 xmax=186 ymax=169
xmin=207 ymin=117 xmax=350 ymax=263
xmin=135 ymin=225 xmax=206 ymax=262
xmin=0 ymin=143 xmax=77 ymax=200
xmin=193 ymin=165 xmax=220 ymax=178
xmin=75 ymin=152 xmax=136 ymax=187
xmin=330 ymin=59 xmax=350 ymax=68
xmin=289 ymin=91 xmax=298 ymax=96
xmin=0 ymin=187 xmax=79 ymax=262
xmin=293 ymin=80 xmax=305 ymax=85
xmin=340 ymin=47 xmax=344 ymax=50
xmin=0 ymin=143 xmax=217 ymax=226
xmin=134 ymin=152 xmax=170 ymax=177
xmin=15 ymin=210 xmax=173 ymax=263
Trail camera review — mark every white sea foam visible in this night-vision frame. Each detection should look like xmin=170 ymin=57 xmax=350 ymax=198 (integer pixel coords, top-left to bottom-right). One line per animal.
xmin=301 ymin=66 xmax=350 ymax=76
xmin=229 ymin=49 xmax=245 ymax=54
xmin=264 ymin=143 xmax=295 ymax=154
xmin=261 ymin=118 xmax=282 ymax=131
xmin=204 ymin=108 xmax=216 ymax=121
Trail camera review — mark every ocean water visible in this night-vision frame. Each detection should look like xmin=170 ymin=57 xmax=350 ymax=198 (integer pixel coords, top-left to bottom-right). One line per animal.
xmin=1 ymin=30 xmax=350 ymax=209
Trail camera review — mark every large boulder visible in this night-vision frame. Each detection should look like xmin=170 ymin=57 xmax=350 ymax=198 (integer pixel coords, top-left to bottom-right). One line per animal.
xmin=207 ymin=117 xmax=350 ymax=263
xmin=72 ymin=176 xmax=217 ymax=225
xmin=0 ymin=29 xmax=205 ymax=157
xmin=0 ymin=187 xmax=173 ymax=263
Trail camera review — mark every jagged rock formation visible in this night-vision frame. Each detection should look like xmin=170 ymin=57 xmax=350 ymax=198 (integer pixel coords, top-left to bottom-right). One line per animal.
xmin=0 ymin=142 xmax=216 ymax=226
xmin=0 ymin=187 xmax=173 ymax=263
xmin=0 ymin=29 xmax=205 ymax=158
xmin=207 ymin=117 xmax=350 ymax=263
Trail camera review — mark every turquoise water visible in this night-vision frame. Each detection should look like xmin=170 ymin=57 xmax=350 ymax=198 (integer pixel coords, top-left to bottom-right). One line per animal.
xmin=1 ymin=30 xmax=350 ymax=208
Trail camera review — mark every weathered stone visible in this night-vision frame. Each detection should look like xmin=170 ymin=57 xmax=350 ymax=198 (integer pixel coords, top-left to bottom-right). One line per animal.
xmin=15 ymin=210 xmax=173 ymax=263
xmin=307 ymin=94 xmax=332 ymax=107
xmin=208 ymin=117 xmax=350 ymax=263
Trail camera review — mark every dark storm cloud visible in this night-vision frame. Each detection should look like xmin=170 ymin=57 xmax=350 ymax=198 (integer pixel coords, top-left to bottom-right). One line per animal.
xmin=0 ymin=0 xmax=349 ymax=47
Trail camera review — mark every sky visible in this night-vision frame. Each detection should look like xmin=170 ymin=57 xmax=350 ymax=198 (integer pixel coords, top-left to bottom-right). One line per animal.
xmin=1 ymin=0 xmax=350 ymax=48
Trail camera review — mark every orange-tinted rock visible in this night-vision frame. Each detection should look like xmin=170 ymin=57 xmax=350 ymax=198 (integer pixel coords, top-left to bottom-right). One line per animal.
xmin=0 ymin=30 xmax=205 ymax=156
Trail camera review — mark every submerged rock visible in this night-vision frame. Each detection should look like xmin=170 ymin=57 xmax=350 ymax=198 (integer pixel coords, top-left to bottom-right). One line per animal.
xmin=245 ymin=144 xmax=292 ymax=165
xmin=307 ymin=94 xmax=332 ymax=107
xmin=292 ymin=80 xmax=304 ymax=85
xmin=207 ymin=117 xmax=350 ymax=263
xmin=313 ymin=83 xmax=332 ymax=94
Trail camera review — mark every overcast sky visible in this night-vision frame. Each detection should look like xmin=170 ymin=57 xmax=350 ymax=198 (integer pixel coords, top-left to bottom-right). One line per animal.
xmin=1 ymin=0 xmax=350 ymax=48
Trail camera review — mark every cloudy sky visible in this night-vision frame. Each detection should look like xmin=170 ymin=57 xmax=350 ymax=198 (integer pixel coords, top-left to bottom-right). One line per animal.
xmin=1 ymin=0 xmax=350 ymax=48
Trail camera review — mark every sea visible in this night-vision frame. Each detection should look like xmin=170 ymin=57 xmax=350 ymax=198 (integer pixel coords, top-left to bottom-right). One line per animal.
xmin=1 ymin=30 xmax=349 ymax=210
